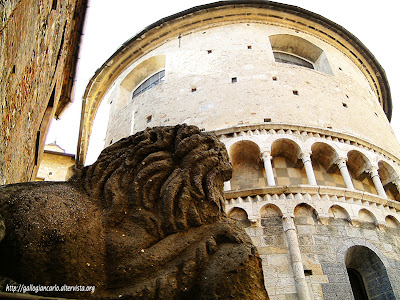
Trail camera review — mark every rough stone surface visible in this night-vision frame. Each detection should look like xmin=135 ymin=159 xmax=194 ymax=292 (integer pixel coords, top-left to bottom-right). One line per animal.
xmin=0 ymin=125 xmax=268 ymax=299
xmin=0 ymin=0 xmax=86 ymax=184
xmin=244 ymin=204 xmax=400 ymax=299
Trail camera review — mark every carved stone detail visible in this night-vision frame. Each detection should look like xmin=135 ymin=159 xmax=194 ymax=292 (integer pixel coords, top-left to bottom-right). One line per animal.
xmin=0 ymin=125 xmax=268 ymax=299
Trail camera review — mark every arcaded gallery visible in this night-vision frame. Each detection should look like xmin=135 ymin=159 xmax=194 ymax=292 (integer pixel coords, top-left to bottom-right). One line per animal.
xmin=1 ymin=0 xmax=399 ymax=299
xmin=77 ymin=1 xmax=400 ymax=299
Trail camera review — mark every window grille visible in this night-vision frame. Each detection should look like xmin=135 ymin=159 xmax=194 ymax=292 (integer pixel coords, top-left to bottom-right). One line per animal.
xmin=132 ymin=69 xmax=165 ymax=99
xmin=273 ymin=51 xmax=314 ymax=69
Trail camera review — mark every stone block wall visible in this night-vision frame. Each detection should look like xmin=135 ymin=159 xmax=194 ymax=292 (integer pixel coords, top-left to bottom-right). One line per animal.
xmin=245 ymin=211 xmax=400 ymax=299
xmin=0 ymin=0 xmax=86 ymax=184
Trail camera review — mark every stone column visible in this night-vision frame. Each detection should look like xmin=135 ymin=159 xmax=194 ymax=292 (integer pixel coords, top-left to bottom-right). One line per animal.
xmin=336 ymin=158 xmax=354 ymax=190
xmin=301 ymin=152 xmax=317 ymax=186
xmin=369 ymin=166 xmax=387 ymax=198
xmin=282 ymin=214 xmax=311 ymax=300
xmin=262 ymin=151 xmax=276 ymax=186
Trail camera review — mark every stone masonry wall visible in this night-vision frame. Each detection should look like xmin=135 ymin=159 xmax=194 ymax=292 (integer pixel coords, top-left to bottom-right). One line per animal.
xmin=245 ymin=211 xmax=400 ymax=299
xmin=0 ymin=0 xmax=86 ymax=184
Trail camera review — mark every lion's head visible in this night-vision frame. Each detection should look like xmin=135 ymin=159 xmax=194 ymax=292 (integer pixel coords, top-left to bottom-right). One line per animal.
xmin=72 ymin=124 xmax=232 ymax=239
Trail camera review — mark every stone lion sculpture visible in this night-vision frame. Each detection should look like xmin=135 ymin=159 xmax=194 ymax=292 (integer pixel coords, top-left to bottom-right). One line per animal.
xmin=0 ymin=124 xmax=268 ymax=299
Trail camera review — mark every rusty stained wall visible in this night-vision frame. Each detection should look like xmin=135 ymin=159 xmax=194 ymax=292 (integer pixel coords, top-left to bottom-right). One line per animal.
xmin=0 ymin=0 xmax=86 ymax=184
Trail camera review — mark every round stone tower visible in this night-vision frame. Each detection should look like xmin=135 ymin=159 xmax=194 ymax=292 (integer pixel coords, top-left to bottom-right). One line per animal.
xmin=78 ymin=1 xmax=400 ymax=299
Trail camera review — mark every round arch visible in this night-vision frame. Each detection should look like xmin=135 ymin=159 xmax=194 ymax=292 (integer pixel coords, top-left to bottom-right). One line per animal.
xmin=347 ymin=150 xmax=371 ymax=180
xmin=271 ymin=138 xmax=301 ymax=166
xmin=228 ymin=140 xmax=265 ymax=190
xmin=270 ymin=138 xmax=307 ymax=186
xmin=358 ymin=208 xmax=377 ymax=225
xmin=294 ymin=203 xmax=318 ymax=225
xmin=223 ymin=136 xmax=263 ymax=153
xmin=269 ymin=34 xmax=333 ymax=74
xmin=227 ymin=207 xmax=250 ymax=227
xmin=378 ymin=160 xmax=398 ymax=186
xmin=260 ymin=203 xmax=283 ymax=218
xmin=378 ymin=160 xmax=400 ymax=201
xmin=385 ymin=215 xmax=400 ymax=229
xmin=328 ymin=205 xmax=350 ymax=220
xmin=311 ymin=142 xmax=339 ymax=172
xmin=345 ymin=245 xmax=395 ymax=299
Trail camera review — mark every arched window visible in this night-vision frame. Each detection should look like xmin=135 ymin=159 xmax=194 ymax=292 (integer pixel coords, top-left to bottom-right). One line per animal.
xmin=132 ymin=69 xmax=165 ymax=99
xmin=269 ymin=34 xmax=333 ymax=74
xmin=273 ymin=51 xmax=314 ymax=69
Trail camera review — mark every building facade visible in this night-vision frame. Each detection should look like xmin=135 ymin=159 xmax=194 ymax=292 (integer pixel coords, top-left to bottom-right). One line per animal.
xmin=78 ymin=1 xmax=400 ymax=299
xmin=35 ymin=143 xmax=75 ymax=181
xmin=0 ymin=0 xmax=87 ymax=184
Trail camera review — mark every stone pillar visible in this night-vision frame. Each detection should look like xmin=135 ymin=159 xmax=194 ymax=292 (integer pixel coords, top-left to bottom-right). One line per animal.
xmin=369 ymin=166 xmax=387 ymax=198
xmin=282 ymin=214 xmax=311 ymax=300
xmin=262 ymin=151 xmax=276 ymax=186
xmin=301 ymin=152 xmax=317 ymax=186
xmin=336 ymin=158 xmax=354 ymax=190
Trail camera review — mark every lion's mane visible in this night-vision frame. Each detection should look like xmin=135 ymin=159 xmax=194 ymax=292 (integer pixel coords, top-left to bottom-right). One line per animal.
xmin=72 ymin=124 xmax=232 ymax=239
xmin=1 ymin=124 xmax=267 ymax=299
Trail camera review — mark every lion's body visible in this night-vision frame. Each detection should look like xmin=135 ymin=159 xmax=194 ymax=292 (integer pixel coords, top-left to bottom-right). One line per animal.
xmin=0 ymin=125 xmax=268 ymax=299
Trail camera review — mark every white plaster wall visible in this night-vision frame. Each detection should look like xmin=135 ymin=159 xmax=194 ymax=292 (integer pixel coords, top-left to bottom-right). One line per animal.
xmin=103 ymin=22 xmax=400 ymax=158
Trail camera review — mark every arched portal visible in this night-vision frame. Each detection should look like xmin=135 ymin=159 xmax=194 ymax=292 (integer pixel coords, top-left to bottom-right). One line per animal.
xmin=345 ymin=246 xmax=395 ymax=299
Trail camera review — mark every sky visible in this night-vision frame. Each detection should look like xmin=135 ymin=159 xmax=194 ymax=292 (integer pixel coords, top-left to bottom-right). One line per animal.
xmin=46 ymin=0 xmax=400 ymax=162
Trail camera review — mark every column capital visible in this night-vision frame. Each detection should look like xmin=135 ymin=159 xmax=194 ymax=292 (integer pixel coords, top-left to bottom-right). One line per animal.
xmin=335 ymin=157 xmax=348 ymax=169
xmin=282 ymin=214 xmax=295 ymax=232
xmin=300 ymin=151 xmax=312 ymax=163
xmin=368 ymin=166 xmax=379 ymax=177
xmin=261 ymin=151 xmax=272 ymax=160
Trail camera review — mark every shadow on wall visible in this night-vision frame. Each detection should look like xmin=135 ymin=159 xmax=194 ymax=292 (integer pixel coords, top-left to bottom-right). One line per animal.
xmin=346 ymin=245 xmax=395 ymax=300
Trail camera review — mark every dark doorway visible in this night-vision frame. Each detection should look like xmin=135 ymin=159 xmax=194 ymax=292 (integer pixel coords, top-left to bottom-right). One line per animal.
xmin=345 ymin=246 xmax=395 ymax=300
xmin=347 ymin=268 xmax=369 ymax=300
